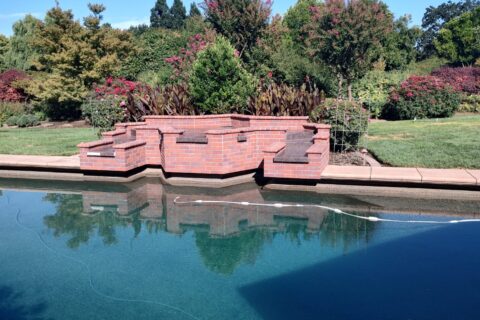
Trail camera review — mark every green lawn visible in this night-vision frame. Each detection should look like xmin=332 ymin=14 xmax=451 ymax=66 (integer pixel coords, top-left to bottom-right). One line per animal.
xmin=0 ymin=127 xmax=98 ymax=156
xmin=363 ymin=115 xmax=480 ymax=169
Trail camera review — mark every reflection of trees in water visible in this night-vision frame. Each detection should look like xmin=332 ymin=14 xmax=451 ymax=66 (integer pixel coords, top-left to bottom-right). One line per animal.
xmin=320 ymin=212 xmax=376 ymax=252
xmin=0 ymin=285 xmax=50 ymax=320
xmin=43 ymin=194 xmax=164 ymax=249
xmin=42 ymin=193 xmax=377 ymax=274
xmin=193 ymin=228 xmax=273 ymax=275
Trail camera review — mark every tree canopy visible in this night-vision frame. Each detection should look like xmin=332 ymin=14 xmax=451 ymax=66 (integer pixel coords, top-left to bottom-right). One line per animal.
xmin=306 ymin=0 xmax=393 ymax=100
xmin=434 ymin=7 xmax=480 ymax=65
xmin=418 ymin=0 xmax=480 ymax=59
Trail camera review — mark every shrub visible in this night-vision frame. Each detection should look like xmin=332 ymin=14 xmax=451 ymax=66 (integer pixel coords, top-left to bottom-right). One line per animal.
xmin=383 ymin=76 xmax=461 ymax=120
xmin=189 ymin=37 xmax=257 ymax=114
xmin=5 ymin=116 xmax=19 ymax=126
xmin=459 ymin=95 xmax=480 ymax=113
xmin=93 ymin=78 xmax=196 ymax=121
xmin=6 ymin=114 xmax=40 ymax=127
xmin=0 ymin=102 xmax=26 ymax=125
xmin=81 ymin=96 xmax=126 ymax=133
xmin=431 ymin=67 xmax=480 ymax=94
xmin=248 ymin=81 xmax=324 ymax=116
xmin=16 ymin=114 xmax=40 ymax=127
xmin=353 ymin=70 xmax=409 ymax=118
xmin=311 ymin=99 xmax=369 ymax=152
xmin=0 ymin=69 xmax=29 ymax=102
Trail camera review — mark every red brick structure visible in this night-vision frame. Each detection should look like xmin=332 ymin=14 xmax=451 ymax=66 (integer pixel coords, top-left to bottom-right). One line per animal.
xmin=78 ymin=114 xmax=331 ymax=180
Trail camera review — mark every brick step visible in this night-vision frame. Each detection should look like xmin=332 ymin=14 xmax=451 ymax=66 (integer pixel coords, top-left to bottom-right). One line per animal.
xmin=273 ymin=131 xmax=315 ymax=164
xmin=87 ymin=146 xmax=115 ymax=158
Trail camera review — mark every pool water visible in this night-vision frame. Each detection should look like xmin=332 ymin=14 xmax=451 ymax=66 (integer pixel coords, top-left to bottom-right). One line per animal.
xmin=0 ymin=178 xmax=479 ymax=320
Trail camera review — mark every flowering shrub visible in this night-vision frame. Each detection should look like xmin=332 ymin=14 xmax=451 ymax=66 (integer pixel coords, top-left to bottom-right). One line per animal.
xmin=383 ymin=76 xmax=461 ymax=120
xmin=0 ymin=69 xmax=29 ymax=102
xmin=310 ymin=99 xmax=369 ymax=151
xmin=94 ymin=77 xmax=138 ymax=98
xmin=81 ymin=96 xmax=126 ymax=133
xmin=431 ymin=67 xmax=480 ymax=94
xmin=92 ymin=77 xmax=196 ymax=122
xmin=165 ymin=33 xmax=210 ymax=82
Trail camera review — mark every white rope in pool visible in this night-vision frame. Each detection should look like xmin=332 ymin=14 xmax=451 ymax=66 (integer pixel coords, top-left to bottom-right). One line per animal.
xmin=174 ymin=197 xmax=480 ymax=225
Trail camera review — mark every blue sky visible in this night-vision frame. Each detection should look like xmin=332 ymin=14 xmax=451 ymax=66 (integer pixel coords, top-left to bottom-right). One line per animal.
xmin=0 ymin=0 xmax=450 ymax=36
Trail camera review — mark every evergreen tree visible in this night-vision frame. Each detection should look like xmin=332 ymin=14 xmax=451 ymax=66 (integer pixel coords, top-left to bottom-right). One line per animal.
xmin=3 ymin=15 xmax=42 ymax=71
xmin=150 ymin=0 xmax=172 ymax=28
xmin=189 ymin=2 xmax=202 ymax=17
xmin=25 ymin=4 xmax=135 ymax=119
xmin=171 ymin=0 xmax=187 ymax=29
xmin=0 ymin=35 xmax=9 ymax=72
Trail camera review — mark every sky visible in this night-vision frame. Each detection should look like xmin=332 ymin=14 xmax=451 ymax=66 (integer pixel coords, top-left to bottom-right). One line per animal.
xmin=0 ymin=0 xmax=451 ymax=36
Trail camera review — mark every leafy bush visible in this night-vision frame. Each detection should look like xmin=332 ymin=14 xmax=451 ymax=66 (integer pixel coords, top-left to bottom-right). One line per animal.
xmin=16 ymin=114 xmax=40 ymax=127
xmin=81 ymin=96 xmax=125 ymax=133
xmin=93 ymin=78 xmax=196 ymax=121
xmin=248 ymin=81 xmax=324 ymax=116
xmin=383 ymin=76 xmax=461 ymax=120
xmin=0 ymin=69 xmax=29 ymax=102
xmin=5 ymin=116 xmax=19 ymax=126
xmin=311 ymin=99 xmax=369 ymax=151
xmin=0 ymin=102 xmax=26 ymax=125
xmin=353 ymin=70 xmax=409 ymax=118
xmin=431 ymin=67 xmax=480 ymax=94
xmin=189 ymin=37 xmax=257 ymax=114
xmin=459 ymin=95 xmax=480 ymax=113
xmin=6 ymin=114 xmax=40 ymax=127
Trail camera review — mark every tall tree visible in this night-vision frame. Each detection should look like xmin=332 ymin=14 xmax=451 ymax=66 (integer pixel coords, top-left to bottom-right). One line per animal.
xmin=418 ymin=0 xmax=480 ymax=59
xmin=26 ymin=4 xmax=134 ymax=119
xmin=203 ymin=0 xmax=272 ymax=59
xmin=189 ymin=2 xmax=202 ymax=17
xmin=150 ymin=0 xmax=172 ymax=28
xmin=0 ymin=35 xmax=8 ymax=72
xmin=382 ymin=15 xmax=422 ymax=70
xmin=171 ymin=0 xmax=187 ymax=28
xmin=434 ymin=7 xmax=480 ymax=65
xmin=283 ymin=0 xmax=322 ymax=49
xmin=3 ymin=15 xmax=42 ymax=71
xmin=306 ymin=0 xmax=393 ymax=100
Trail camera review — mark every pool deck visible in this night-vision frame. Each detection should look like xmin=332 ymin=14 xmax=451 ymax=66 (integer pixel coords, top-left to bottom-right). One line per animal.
xmin=0 ymin=154 xmax=479 ymax=189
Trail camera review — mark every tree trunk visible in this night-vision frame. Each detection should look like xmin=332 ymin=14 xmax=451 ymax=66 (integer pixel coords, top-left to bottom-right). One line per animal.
xmin=337 ymin=75 xmax=343 ymax=100
xmin=347 ymin=82 xmax=353 ymax=102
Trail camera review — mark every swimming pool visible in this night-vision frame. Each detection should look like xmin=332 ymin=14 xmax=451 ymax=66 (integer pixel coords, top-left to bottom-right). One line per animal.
xmin=0 ymin=178 xmax=479 ymax=319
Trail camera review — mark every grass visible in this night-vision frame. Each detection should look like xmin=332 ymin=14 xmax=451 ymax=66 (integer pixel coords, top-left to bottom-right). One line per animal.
xmin=362 ymin=114 xmax=480 ymax=169
xmin=0 ymin=127 xmax=98 ymax=156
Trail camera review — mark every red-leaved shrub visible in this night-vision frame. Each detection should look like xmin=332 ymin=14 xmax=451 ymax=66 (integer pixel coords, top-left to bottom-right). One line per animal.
xmin=383 ymin=76 xmax=461 ymax=120
xmin=431 ymin=67 xmax=480 ymax=94
xmin=0 ymin=69 xmax=29 ymax=102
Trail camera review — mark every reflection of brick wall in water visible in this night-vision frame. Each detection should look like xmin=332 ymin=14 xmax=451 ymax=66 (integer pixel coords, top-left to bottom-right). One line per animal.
xmin=81 ymin=181 xmax=329 ymax=237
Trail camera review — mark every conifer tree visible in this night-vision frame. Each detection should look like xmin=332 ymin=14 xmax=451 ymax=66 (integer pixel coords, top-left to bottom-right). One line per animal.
xmin=189 ymin=2 xmax=202 ymax=17
xmin=150 ymin=0 xmax=172 ymax=28
xmin=171 ymin=0 xmax=187 ymax=29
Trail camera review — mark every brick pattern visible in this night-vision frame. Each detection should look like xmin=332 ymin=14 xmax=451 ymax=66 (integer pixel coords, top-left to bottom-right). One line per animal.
xmin=78 ymin=115 xmax=331 ymax=179
xmin=263 ymin=127 xmax=331 ymax=180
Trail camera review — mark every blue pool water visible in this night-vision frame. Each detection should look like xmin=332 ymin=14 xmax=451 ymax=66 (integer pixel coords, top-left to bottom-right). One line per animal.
xmin=0 ymin=179 xmax=479 ymax=320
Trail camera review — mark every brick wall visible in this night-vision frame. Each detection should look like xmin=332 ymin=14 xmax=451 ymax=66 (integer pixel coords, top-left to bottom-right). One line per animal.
xmin=78 ymin=114 xmax=330 ymax=179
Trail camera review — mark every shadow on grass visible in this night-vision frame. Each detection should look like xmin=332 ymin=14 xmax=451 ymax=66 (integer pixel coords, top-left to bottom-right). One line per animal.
xmin=239 ymin=223 xmax=480 ymax=320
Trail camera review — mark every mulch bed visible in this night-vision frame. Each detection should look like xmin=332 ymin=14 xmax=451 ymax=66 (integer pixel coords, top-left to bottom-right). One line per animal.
xmin=329 ymin=152 xmax=371 ymax=166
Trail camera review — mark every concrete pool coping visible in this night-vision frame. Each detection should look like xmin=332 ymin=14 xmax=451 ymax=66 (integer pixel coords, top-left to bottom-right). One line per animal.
xmin=0 ymin=154 xmax=478 ymax=191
